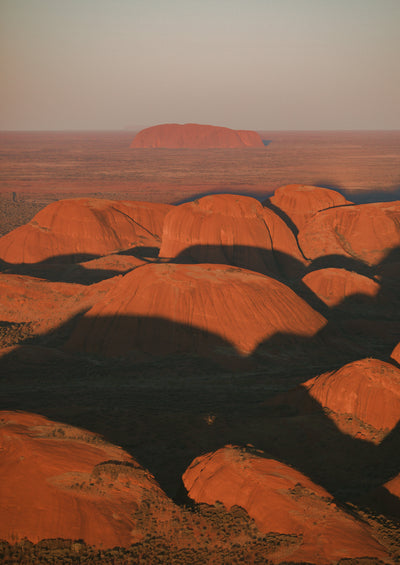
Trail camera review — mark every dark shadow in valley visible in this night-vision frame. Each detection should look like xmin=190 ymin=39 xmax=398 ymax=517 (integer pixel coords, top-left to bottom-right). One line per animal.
xmin=0 ymin=247 xmax=159 ymax=285
xmin=0 ymin=244 xmax=400 ymax=511
xmin=263 ymin=199 xmax=300 ymax=236
xmin=348 ymin=186 xmax=400 ymax=204
xmin=173 ymin=190 xmax=269 ymax=205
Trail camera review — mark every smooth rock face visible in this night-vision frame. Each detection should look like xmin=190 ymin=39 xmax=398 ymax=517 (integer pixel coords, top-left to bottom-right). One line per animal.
xmin=182 ymin=446 xmax=389 ymax=564
xmin=268 ymin=184 xmax=352 ymax=232
xmin=130 ymin=123 xmax=265 ymax=148
xmin=0 ymin=198 xmax=171 ymax=264
xmin=302 ymin=358 xmax=400 ymax=442
xmin=0 ymin=273 xmax=116 ymax=335
xmin=382 ymin=474 xmax=400 ymax=508
xmin=370 ymin=473 xmax=400 ymax=517
xmin=0 ymin=411 xmax=172 ymax=547
xmin=159 ymin=194 xmax=307 ymax=277
xmin=298 ymin=201 xmax=400 ymax=266
xmin=302 ymin=267 xmax=381 ymax=308
xmin=391 ymin=342 xmax=400 ymax=364
xmin=66 ymin=262 xmax=326 ymax=359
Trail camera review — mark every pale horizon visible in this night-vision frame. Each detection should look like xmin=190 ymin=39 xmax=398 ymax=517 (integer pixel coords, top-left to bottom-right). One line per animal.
xmin=1 ymin=0 xmax=399 ymax=131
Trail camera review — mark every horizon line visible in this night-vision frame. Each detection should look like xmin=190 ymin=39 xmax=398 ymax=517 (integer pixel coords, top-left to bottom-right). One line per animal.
xmin=1 ymin=128 xmax=400 ymax=133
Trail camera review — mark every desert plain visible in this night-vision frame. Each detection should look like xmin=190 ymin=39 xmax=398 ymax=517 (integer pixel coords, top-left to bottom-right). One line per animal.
xmin=0 ymin=128 xmax=400 ymax=564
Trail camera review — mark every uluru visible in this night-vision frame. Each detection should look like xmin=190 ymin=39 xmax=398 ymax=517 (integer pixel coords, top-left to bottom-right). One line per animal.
xmin=130 ymin=123 xmax=265 ymax=148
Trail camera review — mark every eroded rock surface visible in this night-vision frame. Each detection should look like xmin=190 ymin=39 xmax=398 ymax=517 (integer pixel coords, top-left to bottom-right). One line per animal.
xmin=0 ymin=198 xmax=170 ymax=264
xmin=66 ymin=262 xmax=326 ymax=359
xmin=302 ymin=358 xmax=400 ymax=442
xmin=182 ymin=445 xmax=389 ymax=564
xmin=268 ymin=184 xmax=352 ymax=231
xmin=0 ymin=411 xmax=174 ymax=547
xmin=159 ymin=194 xmax=307 ymax=277
xmin=298 ymin=201 xmax=400 ymax=266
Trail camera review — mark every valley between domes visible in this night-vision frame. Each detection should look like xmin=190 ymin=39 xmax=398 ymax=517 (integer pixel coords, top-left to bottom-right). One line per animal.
xmin=1 ymin=184 xmax=400 ymax=563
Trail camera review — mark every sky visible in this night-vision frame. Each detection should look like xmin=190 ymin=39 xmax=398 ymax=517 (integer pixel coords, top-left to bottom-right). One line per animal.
xmin=0 ymin=0 xmax=399 ymax=131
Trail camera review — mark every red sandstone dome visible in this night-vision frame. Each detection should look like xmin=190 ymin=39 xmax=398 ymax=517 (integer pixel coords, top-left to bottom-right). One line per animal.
xmin=381 ymin=474 xmax=400 ymax=510
xmin=63 ymin=253 xmax=146 ymax=284
xmin=159 ymin=194 xmax=307 ymax=277
xmin=182 ymin=445 xmax=389 ymax=564
xmin=302 ymin=267 xmax=381 ymax=308
xmin=268 ymin=184 xmax=352 ymax=232
xmin=0 ymin=411 xmax=174 ymax=547
xmin=301 ymin=358 xmax=400 ymax=442
xmin=130 ymin=123 xmax=265 ymax=148
xmin=391 ymin=342 xmax=400 ymax=364
xmin=66 ymin=262 xmax=326 ymax=359
xmin=0 ymin=198 xmax=171 ymax=264
xmin=0 ymin=273 xmax=116 ymax=335
xmin=297 ymin=201 xmax=400 ymax=266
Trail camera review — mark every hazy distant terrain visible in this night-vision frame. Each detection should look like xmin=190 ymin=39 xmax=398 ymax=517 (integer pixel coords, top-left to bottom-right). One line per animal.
xmin=0 ymin=130 xmax=399 ymax=200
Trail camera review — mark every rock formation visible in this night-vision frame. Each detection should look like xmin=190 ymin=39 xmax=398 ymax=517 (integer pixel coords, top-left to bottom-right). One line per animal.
xmin=182 ymin=445 xmax=389 ymax=564
xmin=380 ymin=474 xmax=400 ymax=514
xmin=130 ymin=123 xmax=265 ymax=148
xmin=66 ymin=262 xmax=326 ymax=359
xmin=0 ymin=411 xmax=174 ymax=547
xmin=302 ymin=267 xmax=381 ymax=308
xmin=0 ymin=198 xmax=171 ymax=264
xmin=0 ymin=273 xmax=116 ymax=336
xmin=159 ymin=194 xmax=307 ymax=278
xmin=298 ymin=201 xmax=400 ymax=266
xmin=63 ymin=253 xmax=146 ymax=284
xmin=267 ymin=184 xmax=351 ymax=232
xmin=301 ymin=358 xmax=400 ymax=442
xmin=391 ymin=342 xmax=400 ymax=364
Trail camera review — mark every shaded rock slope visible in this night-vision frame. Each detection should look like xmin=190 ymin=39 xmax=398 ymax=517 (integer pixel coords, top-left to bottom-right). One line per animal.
xmin=183 ymin=445 xmax=390 ymax=564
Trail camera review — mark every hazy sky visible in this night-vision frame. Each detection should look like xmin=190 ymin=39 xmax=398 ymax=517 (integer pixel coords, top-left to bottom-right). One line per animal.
xmin=1 ymin=0 xmax=399 ymax=130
